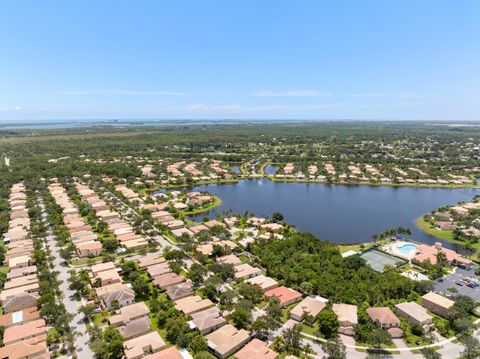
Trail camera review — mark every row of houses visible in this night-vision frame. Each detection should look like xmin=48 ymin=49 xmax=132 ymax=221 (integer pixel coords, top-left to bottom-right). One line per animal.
xmin=0 ymin=182 xmax=49 ymax=359
xmin=89 ymin=260 xmax=180 ymax=359
xmin=76 ymin=183 xmax=148 ymax=250
xmin=48 ymin=182 xmax=103 ymax=258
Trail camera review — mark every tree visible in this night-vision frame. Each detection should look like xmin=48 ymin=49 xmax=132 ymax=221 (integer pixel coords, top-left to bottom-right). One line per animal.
xmin=282 ymin=324 xmax=304 ymax=355
xmin=317 ymin=308 xmax=339 ymax=339
xmin=420 ymin=347 xmax=442 ymax=359
xmin=272 ymin=212 xmax=284 ymax=222
xmin=461 ymin=335 xmax=480 ymax=359
xmin=238 ymin=283 xmax=264 ymax=304
xmin=187 ymin=263 xmax=207 ymax=286
xmin=189 ymin=335 xmax=208 ymax=354
xmin=228 ymin=307 xmax=251 ymax=329
xmin=266 ymin=296 xmax=282 ymax=323
xmin=368 ymin=328 xmax=391 ymax=348
xmin=321 ymin=337 xmax=347 ymax=359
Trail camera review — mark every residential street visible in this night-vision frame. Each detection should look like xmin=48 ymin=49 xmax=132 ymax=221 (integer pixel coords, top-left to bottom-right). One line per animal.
xmin=39 ymin=198 xmax=94 ymax=359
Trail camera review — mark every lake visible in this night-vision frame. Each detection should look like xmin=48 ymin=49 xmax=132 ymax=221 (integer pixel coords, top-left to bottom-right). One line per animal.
xmin=188 ymin=179 xmax=478 ymax=249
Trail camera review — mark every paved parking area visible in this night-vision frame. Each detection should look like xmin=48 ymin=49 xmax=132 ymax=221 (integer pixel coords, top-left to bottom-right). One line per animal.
xmin=434 ymin=265 xmax=480 ymax=301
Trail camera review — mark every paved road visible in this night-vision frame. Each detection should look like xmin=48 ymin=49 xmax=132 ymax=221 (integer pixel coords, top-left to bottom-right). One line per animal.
xmin=40 ymin=198 xmax=94 ymax=359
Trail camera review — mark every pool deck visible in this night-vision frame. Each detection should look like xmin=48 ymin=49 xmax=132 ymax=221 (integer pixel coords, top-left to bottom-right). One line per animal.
xmin=382 ymin=240 xmax=418 ymax=260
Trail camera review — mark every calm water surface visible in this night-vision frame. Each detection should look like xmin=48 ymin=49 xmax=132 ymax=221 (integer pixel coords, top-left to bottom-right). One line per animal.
xmin=189 ymin=180 xmax=478 ymax=249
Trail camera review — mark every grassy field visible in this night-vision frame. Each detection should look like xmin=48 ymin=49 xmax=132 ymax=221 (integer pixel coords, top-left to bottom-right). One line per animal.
xmin=415 ymin=217 xmax=455 ymax=241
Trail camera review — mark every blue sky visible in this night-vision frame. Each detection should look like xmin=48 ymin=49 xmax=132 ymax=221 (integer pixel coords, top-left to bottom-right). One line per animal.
xmin=0 ymin=0 xmax=479 ymax=121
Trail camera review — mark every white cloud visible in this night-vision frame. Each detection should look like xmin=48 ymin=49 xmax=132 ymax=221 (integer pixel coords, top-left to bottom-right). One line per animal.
xmin=14 ymin=106 xmax=22 ymax=111
xmin=53 ymin=90 xmax=191 ymax=96
xmin=251 ymin=90 xmax=331 ymax=97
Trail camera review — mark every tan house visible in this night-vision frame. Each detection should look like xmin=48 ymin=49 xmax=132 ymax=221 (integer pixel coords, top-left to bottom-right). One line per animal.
xmin=123 ymin=331 xmax=166 ymax=359
xmin=234 ymin=263 xmax=262 ymax=279
xmin=0 ymin=340 xmax=48 ymax=359
xmin=332 ymin=304 xmax=358 ymax=336
xmin=143 ymin=347 xmax=183 ymax=359
xmin=395 ymin=302 xmax=433 ymax=329
xmin=235 ymin=338 xmax=278 ymax=359
xmin=137 ymin=255 xmax=166 ymax=269
xmin=75 ymin=241 xmax=102 ymax=258
xmin=166 ymin=283 xmax=194 ymax=301
xmin=367 ymin=307 xmax=403 ymax=338
xmin=96 ymin=283 xmax=135 ymax=310
xmin=175 ymin=295 xmax=214 ymax=315
xmin=421 ymin=292 xmax=454 ymax=318
xmin=147 ymin=263 xmax=172 ymax=277
xmin=206 ymin=324 xmax=250 ymax=359
xmin=246 ymin=275 xmax=278 ymax=292
xmin=0 ymin=307 xmax=40 ymax=328
xmin=290 ymin=297 xmax=326 ymax=322
xmin=109 ymin=302 xmax=150 ymax=327
xmin=189 ymin=307 xmax=226 ymax=335
xmin=3 ymin=319 xmax=47 ymax=346
xmin=217 ymin=254 xmax=242 ymax=267
xmin=153 ymin=273 xmax=185 ymax=289
xmin=2 ymin=293 xmax=38 ymax=314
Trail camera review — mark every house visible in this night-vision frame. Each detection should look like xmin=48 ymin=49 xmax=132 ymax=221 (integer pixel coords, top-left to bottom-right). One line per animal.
xmin=143 ymin=347 xmax=184 ymax=359
xmin=8 ymin=255 xmax=32 ymax=270
xmin=4 ymin=274 xmax=39 ymax=290
xmin=235 ymin=338 xmax=278 ymax=359
xmin=189 ymin=225 xmax=209 ymax=235
xmin=0 ymin=284 xmax=40 ymax=303
xmin=153 ymin=273 xmax=185 ymax=289
xmin=137 ymin=255 xmax=166 ymax=269
xmin=189 ymin=307 xmax=226 ymax=335
xmin=217 ymin=254 xmax=242 ymax=267
xmin=117 ymin=317 xmax=151 ymax=339
xmin=264 ymin=286 xmax=302 ymax=308
xmin=175 ymin=295 xmax=214 ymax=315
xmin=246 ymin=275 xmax=278 ymax=292
xmin=91 ymin=261 xmax=116 ymax=275
xmin=123 ymin=331 xmax=166 ymax=359
xmin=421 ymin=292 xmax=454 ymax=318
xmin=395 ymin=302 xmax=433 ymax=329
xmin=75 ymin=241 xmax=102 ymax=258
xmin=206 ymin=324 xmax=250 ymax=359
xmin=204 ymin=220 xmax=225 ymax=229
xmin=367 ymin=307 xmax=403 ymax=338
xmin=0 ymin=307 xmax=40 ymax=328
xmin=2 ymin=293 xmax=38 ymax=314
xmin=3 ymin=319 xmax=47 ymax=346
xmin=171 ymin=228 xmax=194 ymax=238
xmin=260 ymin=223 xmax=282 ymax=233
xmin=7 ymin=266 xmax=37 ymax=280
xmin=109 ymin=302 xmax=150 ymax=326
xmin=0 ymin=340 xmax=48 ymax=359
xmin=147 ymin=262 xmax=172 ymax=277
xmin=166 ymin=283 xmax=194 ymax=301
xmin=234 ymin=263 xmax=262 ymax=279
xmin=96 ymin=283 xmax=136 ymax=310
xmin=290 ymin=297 xmax=326 ymax=322
xmin=91 ymin=268 xmax=122 ymax=287
xmin=332 ymin=304 xmax=358 ymax=336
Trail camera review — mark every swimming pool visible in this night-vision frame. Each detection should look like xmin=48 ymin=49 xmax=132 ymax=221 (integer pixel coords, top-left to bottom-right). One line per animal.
xmin=397 ymin=243 xmax=417 ymax=255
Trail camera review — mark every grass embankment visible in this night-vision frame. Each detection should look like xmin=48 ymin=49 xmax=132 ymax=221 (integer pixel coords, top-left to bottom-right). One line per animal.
xmin=416 ymin=217 xmax=480 ymax=252
xmin=180 ymin=196 xmax=222 ymax=216
xmin=269 ymin=177 xmax=478 ymax=189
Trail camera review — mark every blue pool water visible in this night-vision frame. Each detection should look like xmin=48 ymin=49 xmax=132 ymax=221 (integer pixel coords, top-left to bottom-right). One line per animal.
xmin=398 ymin=243 xmax=417 ymax=254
